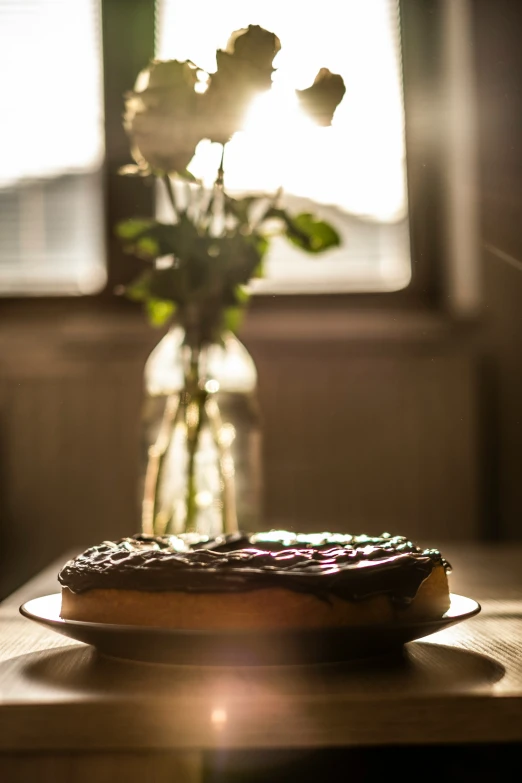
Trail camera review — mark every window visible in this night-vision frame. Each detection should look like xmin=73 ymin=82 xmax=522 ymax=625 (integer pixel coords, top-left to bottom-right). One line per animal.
xmin=157 ymin=0 xmax=410 ymax=293
xmin=0 ymin=0 xmax=411 ymax=298
xmin=0 ymin=0 xmax=106 ymax=295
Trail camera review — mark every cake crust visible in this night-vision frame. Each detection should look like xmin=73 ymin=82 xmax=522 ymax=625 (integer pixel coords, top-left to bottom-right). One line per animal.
xmin=59 ymin=531 xmax=451 ymax=630
xmin=61 ymin=564 xmax=450 ymax=630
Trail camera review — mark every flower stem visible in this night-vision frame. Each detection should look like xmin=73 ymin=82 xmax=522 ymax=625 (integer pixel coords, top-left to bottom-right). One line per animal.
xmin=205 ymin=395 xmax=238 ymax=534
xmin=162 ymin=174 xmax=178 ymax=219
xmin=185 ymin=414 xmax=201 ymax=533
xmin=142 ymin=393 xmax=180 ymax=535
xmin=216 ymin=144 xmax=226 ymax=187
xmin=184 ymin=348 xmax=204 ymax=533
xmin=183 ymin=180 xmax=191 ymax=216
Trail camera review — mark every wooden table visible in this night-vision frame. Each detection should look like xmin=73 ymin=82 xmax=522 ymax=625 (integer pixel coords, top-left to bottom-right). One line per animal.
xmin=1 ymin=544 xmax=522 ymax=782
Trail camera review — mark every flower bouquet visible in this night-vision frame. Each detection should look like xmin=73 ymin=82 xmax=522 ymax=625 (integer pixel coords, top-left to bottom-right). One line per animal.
xmin=116 ymin=25 xmax=345 ymax=537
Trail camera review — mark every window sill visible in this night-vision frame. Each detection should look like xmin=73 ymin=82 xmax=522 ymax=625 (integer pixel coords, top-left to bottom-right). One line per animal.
xmin=0 ymin=295 xmax=480 ymax=368
xmin=242 ymin=305 xmax=480 ymax=349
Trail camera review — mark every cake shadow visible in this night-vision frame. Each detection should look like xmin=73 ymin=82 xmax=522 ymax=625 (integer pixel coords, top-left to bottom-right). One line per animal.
xmin=14 ymin=640 xmax=505 ymax=698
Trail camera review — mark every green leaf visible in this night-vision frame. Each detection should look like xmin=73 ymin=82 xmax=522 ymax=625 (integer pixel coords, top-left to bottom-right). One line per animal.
xmin=124 ymin=270 xmax=154 ymax=301
xmin=147 ymin=267 xmax=186 ymax=302
xmin=175 ymin=168 xmax=198 ymax=183
xmin=154 ymin=217 xmax=201 ymax=260
xmin=116 ymin=216 xmax=202 ymax=261
xmin=214 ymin=234 xmax=264 ymax=286
xmin=134 ymin=236 xmax=160 ymax=258
xmin=222 ymin=306 xmax=244 ymax=335
xmin=124 ymin=267 xmax=184 ymax=304
xmin=224 ymin=194 xmax=262 ymax=225
xmin=229 ymin=284 xmax=250 ymax=306
xmin=290 ymin=213 xmax=341 ymax=253
xmin=262 ymin=208 xmax=340 ymax=253
xmin=116 ymin=219 xmax=155 ymax=240
xmin=250 ymin=233 xmax=268 ymax=277
xmin=248 ymin=231 xmax=268 ymax=256
xmin=145 ymin=299 xmax=176 ymax=327
xmin=122 ymin=271 xmax=177 ymax=327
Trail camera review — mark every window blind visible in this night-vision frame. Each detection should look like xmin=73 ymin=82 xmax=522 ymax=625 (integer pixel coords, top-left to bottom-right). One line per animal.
xmin=0 ymin=0 xmax=105 ymax=294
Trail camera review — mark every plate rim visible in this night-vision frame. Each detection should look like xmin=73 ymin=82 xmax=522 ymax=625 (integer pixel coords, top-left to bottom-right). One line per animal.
xmin=20 ymin=592 xmax=481 ymax=638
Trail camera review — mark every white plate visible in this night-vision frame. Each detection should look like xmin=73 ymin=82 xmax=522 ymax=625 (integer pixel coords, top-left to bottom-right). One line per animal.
xmin=20 ymin=593 xmax=481 ymax=665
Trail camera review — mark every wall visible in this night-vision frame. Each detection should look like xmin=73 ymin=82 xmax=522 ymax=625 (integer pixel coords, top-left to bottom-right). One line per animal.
xmin=0 ymin=307 xmax=479 ymax=599
xmin=473 ymin=0 xmax=522 ymax=538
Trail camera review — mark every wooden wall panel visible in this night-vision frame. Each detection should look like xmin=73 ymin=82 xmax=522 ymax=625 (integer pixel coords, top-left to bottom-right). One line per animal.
xmin=0 ymin=322 xmax=479 ymax=599
xmin=473 ymin=0 xmax=522 ymax=538
xmin=254 ymin=342 xmax=478 ymax=541
xmin=0 ymin=360 xmax=146 ymax=598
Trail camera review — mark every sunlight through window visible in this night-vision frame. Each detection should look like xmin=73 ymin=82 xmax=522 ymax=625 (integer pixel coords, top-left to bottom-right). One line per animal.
xmin=157 ymin=0 xmax=410 ymax=292
xmin=0 ymin=0 xmax=105 ymax=294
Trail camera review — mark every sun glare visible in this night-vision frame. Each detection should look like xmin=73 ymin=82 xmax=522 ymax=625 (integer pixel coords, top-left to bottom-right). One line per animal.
xmin=190 ymin=86 xmax=319 ymax=194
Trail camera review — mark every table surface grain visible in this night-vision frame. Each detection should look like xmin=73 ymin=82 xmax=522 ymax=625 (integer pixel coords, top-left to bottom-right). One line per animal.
xmin=1 ymin=543 xmax=522 ymax=753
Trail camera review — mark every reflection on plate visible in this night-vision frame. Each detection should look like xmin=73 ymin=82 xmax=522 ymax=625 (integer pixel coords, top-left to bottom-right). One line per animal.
xmin=20 ymin=593 xmax=481 ymax=666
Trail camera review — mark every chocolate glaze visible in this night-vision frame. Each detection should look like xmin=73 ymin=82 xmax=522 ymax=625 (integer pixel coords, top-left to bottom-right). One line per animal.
xmin=58 ymin=531 xmax=450 ymax=606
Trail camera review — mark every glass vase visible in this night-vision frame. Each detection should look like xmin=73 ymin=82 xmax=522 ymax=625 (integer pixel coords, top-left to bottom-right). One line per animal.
xmin=140 ymin=327 xmax=262 ymax=538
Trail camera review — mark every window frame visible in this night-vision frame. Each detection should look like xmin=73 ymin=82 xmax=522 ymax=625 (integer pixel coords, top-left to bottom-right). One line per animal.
xmin=0 ymin=0 xmax=448 ymax=325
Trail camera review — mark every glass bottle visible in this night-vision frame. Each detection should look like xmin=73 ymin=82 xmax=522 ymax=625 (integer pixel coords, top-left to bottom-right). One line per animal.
xmin=140 ymin=327 xmax=262 ymax=537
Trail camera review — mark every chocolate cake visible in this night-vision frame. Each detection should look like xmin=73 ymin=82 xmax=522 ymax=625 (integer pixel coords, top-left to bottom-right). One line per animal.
xmin=58 ymin=531 xmax=451 ymax=630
